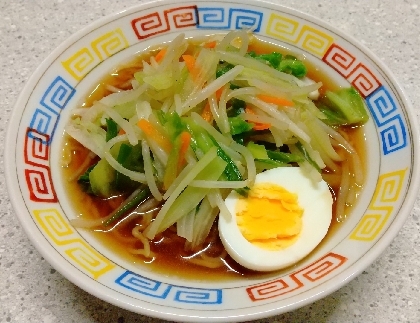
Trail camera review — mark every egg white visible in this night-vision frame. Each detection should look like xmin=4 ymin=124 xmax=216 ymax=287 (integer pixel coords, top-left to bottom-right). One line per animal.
xmin=218 ymin=167 xmax=333 ymax=272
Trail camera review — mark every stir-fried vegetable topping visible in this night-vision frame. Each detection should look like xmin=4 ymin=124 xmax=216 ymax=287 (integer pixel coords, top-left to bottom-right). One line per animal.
xmin=66 ymin=30 xmax=369 ymax=242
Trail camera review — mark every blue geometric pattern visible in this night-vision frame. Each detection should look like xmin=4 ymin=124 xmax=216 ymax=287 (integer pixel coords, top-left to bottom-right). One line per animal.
xmin=379 ymin=114 xmax=407 ymax=155
xmin=40 ymin=76 xmax=75 ymax=114
xmin=173 ymin=287 xmax=222 ymax=304
xmin=366 ymin=86 xmax=397 ymax=126
xmin=115 ymin=271 xmax=223 ymax=304
xmin=115 ymin=271 xmax=171 ymax=299
xmin=28 ymin=76 xmax=75 ymax=145
xmin=366 ymin=86 xmax=407 ymax=155
xmin=29 ymin=107 xmax=60 ymax=145
xmin=197 ymin=7 xmax=263 ymax=31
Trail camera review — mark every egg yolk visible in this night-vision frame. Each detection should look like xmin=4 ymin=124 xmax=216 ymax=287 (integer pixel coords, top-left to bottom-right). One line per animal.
xmin=235 ymin=183 xmax=303 ymax=250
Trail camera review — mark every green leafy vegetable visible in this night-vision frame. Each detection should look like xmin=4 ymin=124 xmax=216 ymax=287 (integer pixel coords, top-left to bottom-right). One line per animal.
xmin=216 ymin=62 xmax=234 ymax=78
xmin=163 ymin=111 xmax=187 ymax=140
xmin=255 ymin=159 xmax=286 ymax=172
xmin=278 ymin=55 xmax=307 ymax=78
xmin=247 ymin=52 xmax=307 ymax=78
xmin=228 ymin=116 xmax=253 ymax=135
xmin=78 ymin=164 xmax=96 ymax=193
xmin=186 ymin=118 xmax=246 ymax=191
xmin=247 ymin=51 xmax=282 ymax=69
xmin=105 ymin=118 xmax=118 ymax=142
xmin=113 ymin=101 xmax=137 ymax=119
xmin=226 ymin=98 xmax=246 ymax=117
xmin=89 ymin=159 xmax=116 ymax=197
xmin=266 ymin=150 xmax=303 ymax=164
xmin=323 ymin=87 xmax=369 ymax=125
xmin=318 ymin=106 xmax=348 ymax=126
xmin=246 ymin=142 xmax=269 ymax=159
xmin=115 ymin=143 xmax=135 ymax=191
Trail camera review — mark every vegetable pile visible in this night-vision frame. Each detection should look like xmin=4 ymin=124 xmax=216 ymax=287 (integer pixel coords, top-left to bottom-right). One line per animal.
xmin=66 ymin=30 xmax=368 ymax=247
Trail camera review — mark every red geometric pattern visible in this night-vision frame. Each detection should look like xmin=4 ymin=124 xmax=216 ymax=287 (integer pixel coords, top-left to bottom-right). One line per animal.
xmin=24 ymin=129 xmax=50 ymax=167
xmin=246 ymin=252 xmax=347 ymax=301
xmin=323 ymin=43 xmax=381 ymax=98
xmin=131 ymin=6 xmax=198 ymax=40
xmin=322 ymin=44 xmax=356 ymax=77
xmin=24 ymin=128 xmax=57 ymax=202
xmin=347 ymin=63 xmax=382 ymax=98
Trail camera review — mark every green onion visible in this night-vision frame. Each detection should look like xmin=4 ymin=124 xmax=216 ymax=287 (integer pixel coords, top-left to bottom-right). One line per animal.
xmin=105 ymin=118 xmax=118 ymax=142
xmin=266 ymin=150 xmax=303 ymax=164
xmin=103 ymin=186 xmax=151 ymax=226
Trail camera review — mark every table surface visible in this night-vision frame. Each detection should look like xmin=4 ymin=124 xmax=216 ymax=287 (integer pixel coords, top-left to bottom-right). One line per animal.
xmin=1 ymin=1 xmax=419 ymax=322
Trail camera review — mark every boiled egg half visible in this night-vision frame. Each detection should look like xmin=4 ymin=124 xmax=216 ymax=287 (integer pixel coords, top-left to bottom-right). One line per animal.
xmin=219 ymin=167 xmax=333 ymax=272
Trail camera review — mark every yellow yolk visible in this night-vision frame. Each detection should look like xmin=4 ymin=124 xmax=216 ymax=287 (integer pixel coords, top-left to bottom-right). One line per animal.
xmin=219 ymin=167 xmax=333 ymax=272
xmin=235 ymin=183 xmax=303 ymax=250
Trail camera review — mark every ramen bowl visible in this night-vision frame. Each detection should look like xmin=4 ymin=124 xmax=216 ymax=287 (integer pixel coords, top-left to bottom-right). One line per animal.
xmin=5 ymin=0 xmax=419 ymax=321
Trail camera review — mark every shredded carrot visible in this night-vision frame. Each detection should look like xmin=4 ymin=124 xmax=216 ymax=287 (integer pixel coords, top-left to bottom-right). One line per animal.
xmin=118 ymin=128 xmax=126 ymax=135
xmin=200 ymin=87 xmax=224 ymax=122
xmin=203 ymin=40 xmax=217 ymax=49
xmin=245 ymin=106 xmax=271 ymax=131
xmin=253 ymin=123 xmax=271 ymax=131
xmin=177 ymin=131 xmax=191 ymax=172
xmin=154 ymin=48 xmax=167 ymax=63
xmin=182 ymin=54 xmax=200 ymax=81
xmin=137 ymin=119 xmax=172 ymax=153
xmin=257 ymin=94 xmax=294 ymax=107
xmin=201 ymin=102 xmax=213 ymax=123
xmin=215 ymin=87 xmax=224 ymax=101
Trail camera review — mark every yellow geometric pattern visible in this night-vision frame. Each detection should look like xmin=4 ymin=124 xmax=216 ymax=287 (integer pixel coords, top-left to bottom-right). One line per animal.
xmin=62 ymin=28 xmax=129 ymax=81
xmin=350 ymin=169 xmax=407 ymax=241
xmin=266 ymin=13 xmax=334 ymax=57
xmin=33 ymin=208 xmax=115 ymax=279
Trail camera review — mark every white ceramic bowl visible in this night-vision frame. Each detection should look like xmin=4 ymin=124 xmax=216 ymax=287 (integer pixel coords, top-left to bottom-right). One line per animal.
xmin=5 ymin=0 xmax=420 ymax=321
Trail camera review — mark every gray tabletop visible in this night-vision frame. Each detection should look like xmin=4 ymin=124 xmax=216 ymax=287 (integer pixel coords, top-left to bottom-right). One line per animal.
xmin=1 ymin=1 xmax=419 ymax=322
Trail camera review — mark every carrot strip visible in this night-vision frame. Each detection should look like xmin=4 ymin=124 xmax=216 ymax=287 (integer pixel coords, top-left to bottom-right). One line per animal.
xmin=182 ymin=54 xmax=200 ymax=81
xmin=118 ymin=128 xmax=126 ymax=135
xmin=137 ymin=119 xmax=172 ymax=153
xmin=201 ymin=87 xmax=224 ymax=122
xmin=177 ymin=131 xmax=191 ymax=172
xmin=253 ymin=123 xmax=271 ymax=131
xmin=203 ymin=40 xmax=217 ymax=48
xmin=245 ymin=106 xmax=271 ymax=131
xmin=201 ymin=102 xmax=213 ymax=123
xmin=155 ymin=48 xmax=167 ymax=63
xmin=215 ymin=87 xmax=224 ymax=101
xmin=257 ymin=94 xmax=294 ymax=107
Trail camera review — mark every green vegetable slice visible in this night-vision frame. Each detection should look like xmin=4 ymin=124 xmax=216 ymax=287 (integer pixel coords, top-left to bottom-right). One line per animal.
xmin=324 ymin=87 xmax=369 ymax=125
xmin=105 ymin=118 xmax=118 ymax=142
xmin=278 ymin=55 xmax=307 ymax=78
xmin=266 ymin=150 xmax=303 ymax=164
xmin=228 ymin=116 xmax=253 ymax=135
xmin=89 ymin=159 xmax=116 ymax=197
xmin=247 ymin=51 xmax=282 ymax=69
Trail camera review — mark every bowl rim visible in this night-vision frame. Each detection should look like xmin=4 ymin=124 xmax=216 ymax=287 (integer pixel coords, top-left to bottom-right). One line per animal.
xmin=5 ymin=0 xmax=420 ymax=321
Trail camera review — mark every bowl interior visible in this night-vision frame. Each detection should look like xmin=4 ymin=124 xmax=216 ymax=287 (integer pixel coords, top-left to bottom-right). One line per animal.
xmin=6 ymin=0 xmax=419 ymax=321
